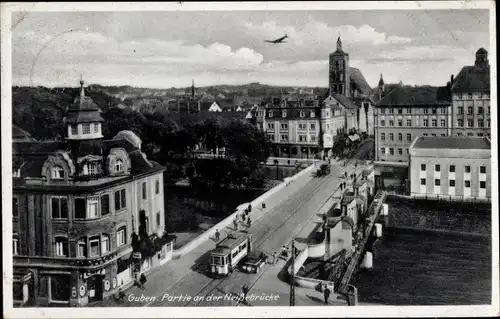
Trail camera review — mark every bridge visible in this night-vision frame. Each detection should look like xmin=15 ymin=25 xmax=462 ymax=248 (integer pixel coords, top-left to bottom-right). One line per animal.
xmin=337 ymin=191 xmax=387 ymax=296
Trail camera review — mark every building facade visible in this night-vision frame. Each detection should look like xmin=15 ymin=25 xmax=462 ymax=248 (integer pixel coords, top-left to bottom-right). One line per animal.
xmin=262 ymin=37 xmax=375 ymax=159
xmin=12 ymin=81 xmax=171 ymax=307
xmin=451 ymin=48 xmax=491 ymax=137
xmin=374 ymin=86 xmax=452 ymax=163
xmin=263 ymin=96 xmax=322 ymax=158
xmin=408 ymin=136 xmax=491 ymax=199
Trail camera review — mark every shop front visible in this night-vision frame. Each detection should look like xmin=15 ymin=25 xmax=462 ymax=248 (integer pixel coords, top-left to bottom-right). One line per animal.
xmin=13 ymin=270 xmax=36 ymax=307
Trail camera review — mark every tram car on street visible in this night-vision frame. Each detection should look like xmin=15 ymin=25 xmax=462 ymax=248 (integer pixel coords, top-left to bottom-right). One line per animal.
xmin=208 ymin=231 xmax=253 ymax=277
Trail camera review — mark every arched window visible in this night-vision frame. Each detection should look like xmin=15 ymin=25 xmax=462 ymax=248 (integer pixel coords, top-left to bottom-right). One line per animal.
xmin=52 ymin=166 xmax=64 ymax=179
xmin=115 ymin=159 xmax=123 ymax=173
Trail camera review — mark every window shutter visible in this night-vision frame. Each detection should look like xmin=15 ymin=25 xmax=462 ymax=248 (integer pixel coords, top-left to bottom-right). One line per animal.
xmin=115 ymin=191 xmax=120 ymax=210
xmin=51 ymin=198 xmax=59 ymax=218
xmin=121 ymin=189 xmax=126 ymax=208
xmin=61 ymin=198 xmax=68 ymax=219
xmin=101 ymin=194 xmax=110 ymax=215
xmin=74 ymin=198 xmax=86 ymax=219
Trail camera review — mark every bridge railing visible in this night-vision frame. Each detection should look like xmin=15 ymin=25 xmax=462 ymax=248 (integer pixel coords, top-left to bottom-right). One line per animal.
xmin=338 ymin=190 xmax=387 ymax=295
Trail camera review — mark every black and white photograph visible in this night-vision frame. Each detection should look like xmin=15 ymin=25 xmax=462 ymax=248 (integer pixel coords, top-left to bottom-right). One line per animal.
xmin=2 ymin=1 xmax=498 ymax=318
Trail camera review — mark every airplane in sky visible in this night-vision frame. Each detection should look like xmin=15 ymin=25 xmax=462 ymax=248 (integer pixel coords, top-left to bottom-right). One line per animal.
xmin=264 ymin=34 xmax=288 ymax=44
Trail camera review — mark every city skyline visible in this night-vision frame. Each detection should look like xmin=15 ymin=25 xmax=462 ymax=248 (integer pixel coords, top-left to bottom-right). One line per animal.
xmin=12 ymin=7 xmax=490 ymax=89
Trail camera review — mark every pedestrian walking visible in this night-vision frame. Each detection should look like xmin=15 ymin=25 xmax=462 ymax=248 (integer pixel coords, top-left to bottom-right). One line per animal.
xmin=116 ymin=288 xmax=126 ymax=303
xmin=247 ymin=217 xmax=252 ymax=228
xmin=272 ymin=251 xmax=277 ymax=264
xmin=215 ymin=229 xmax=220 ymax=241
xmin=242 ymin=284 xmax=249 ymax=303
xmin=281 ymin=245 xmax=288 ymax=258
xmin=248 ymin=204 xmax=252 ymax=213
xmin=324 ymin=285 xmax=331 ymax=305
xmin=233 ymin=218 xmax=238 ymax=231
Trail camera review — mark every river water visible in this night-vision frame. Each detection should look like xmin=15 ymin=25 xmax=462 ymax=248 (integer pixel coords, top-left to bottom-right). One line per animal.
xmin=354 ymin=228 xmax=491 ymax=305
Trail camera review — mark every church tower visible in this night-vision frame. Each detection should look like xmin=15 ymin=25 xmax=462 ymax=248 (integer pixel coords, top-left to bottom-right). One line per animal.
xmin=329 ymin=36 xmax=350 ymax=97
xmin=475 ymin=48 xmax=489 ymax=68
xmin=378 ymin=73 xmax=385 ymax=100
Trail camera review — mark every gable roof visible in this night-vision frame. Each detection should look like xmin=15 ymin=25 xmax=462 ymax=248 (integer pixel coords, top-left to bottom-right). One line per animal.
xmin=451 ymin=65 xmax=490 ymax=92
xmin=376 ymin=86 xmax=450 ymax=106
xmin=411 ymin=136 xmax=491 ymax=150
xmin=332 ymin=93 xmax=358 ymax=110
xmin=349 ymin=67 xmax=373 ymax=95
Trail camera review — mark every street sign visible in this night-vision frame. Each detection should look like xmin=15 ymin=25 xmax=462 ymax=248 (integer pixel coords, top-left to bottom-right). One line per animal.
xmin=133 ymin=252 xmax=142 ymax=259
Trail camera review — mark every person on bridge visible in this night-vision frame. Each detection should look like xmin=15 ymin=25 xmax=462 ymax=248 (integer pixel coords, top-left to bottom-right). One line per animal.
xmin=215 ymin=229 xmax=220 ymax=241
xmin=324 ymin=285 xmax=331 ymax=305
xmin=242 ymin=284 xmax=249 ymax=303
xmin=281 ymin=245 xmax=288 ymax=258
xmin=272 ymin=251 xmax=277 ymax=264
xmin=233 ymin=218 xmax=238 ymax=231
xmin=247 ymin=217 xmax=252 ymax=228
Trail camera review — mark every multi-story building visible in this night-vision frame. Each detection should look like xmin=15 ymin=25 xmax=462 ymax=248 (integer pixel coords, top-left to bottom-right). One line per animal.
xmin=374 ymin=85 xmax=452 ymax=163
xmin=262 ymin=37 xmax=375 ymax=159
xmin=263 ymin=96 xmax=322 ymax=158
xmin=12 ymin=81 xmax=171 ymax=307
xmin=451 ymin=48 xmax=491 ymax=137
xmin=408 ymin=136 xmax=491 ymax=199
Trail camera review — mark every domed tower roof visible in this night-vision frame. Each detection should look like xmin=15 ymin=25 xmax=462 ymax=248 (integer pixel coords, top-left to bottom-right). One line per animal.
xmin=114 ymin=130 xmax=142 ymax=149
xmin=475 ymin=47 xmax=489 ymax=68
xmin=333 ymin=35 xmax=346 ymax=54
xmin=476 ymin=47 xmax=488 ymax=54
xmin=66 ymin=79 xmax=104 ymax=124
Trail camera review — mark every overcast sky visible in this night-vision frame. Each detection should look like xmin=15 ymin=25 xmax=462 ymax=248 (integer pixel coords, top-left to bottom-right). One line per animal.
xmin=11 ymin=7 xmax=491 ymax=89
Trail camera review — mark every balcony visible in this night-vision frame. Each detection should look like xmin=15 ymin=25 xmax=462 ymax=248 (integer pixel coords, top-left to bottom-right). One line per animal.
xmin=13 ymin=245 xmax=133 ymax=270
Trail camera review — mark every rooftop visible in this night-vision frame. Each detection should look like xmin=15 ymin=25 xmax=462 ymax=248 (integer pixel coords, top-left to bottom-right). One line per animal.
xmin=451 ymin=65 xmax=490 ymax=92
xmin=412 ymin=136 xmax=491 ymax=150
xmin=349 ymin=67 xmax=373 ymax=95
xmin=376 ymin=85 xmax=450 ymax=106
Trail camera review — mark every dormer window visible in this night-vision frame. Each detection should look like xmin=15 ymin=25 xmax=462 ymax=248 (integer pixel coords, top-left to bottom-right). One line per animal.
xmin=88 ymin=162 xmax=97 ymax=175
xmin=52 ymin=166 xmax=64 ymax=179
xmin=92 ymin=123 xmax=99 ymax=134
xmin=71 ymin=125 xmax=78 ymax=135
xmin=310 ymin=111 xmax=315 ymax=118
xmin=82 ymin=123 xmax=91 ymax=135
xmin=115 ymin=160 xmax=123 ymax=173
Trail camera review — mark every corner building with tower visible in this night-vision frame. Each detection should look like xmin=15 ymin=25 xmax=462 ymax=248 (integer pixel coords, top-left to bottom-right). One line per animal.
xmin=12 ymin=81 xmax=172 ymax=307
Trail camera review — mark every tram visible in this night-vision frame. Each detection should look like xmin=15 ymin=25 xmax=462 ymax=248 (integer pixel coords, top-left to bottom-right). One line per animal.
xmin=208 ymin=231 xmax=253 ymax=277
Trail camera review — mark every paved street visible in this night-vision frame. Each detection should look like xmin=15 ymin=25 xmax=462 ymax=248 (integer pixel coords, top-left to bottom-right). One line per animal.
xmin=96 ymin=158 xmax=369 ymax=308
xmin=102 ymin=159 xmax=368 ymax=307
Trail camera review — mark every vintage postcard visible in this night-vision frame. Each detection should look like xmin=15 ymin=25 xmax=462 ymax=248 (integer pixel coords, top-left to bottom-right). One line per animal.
xmin=1 ymin=1 xmax=498 ymax=318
